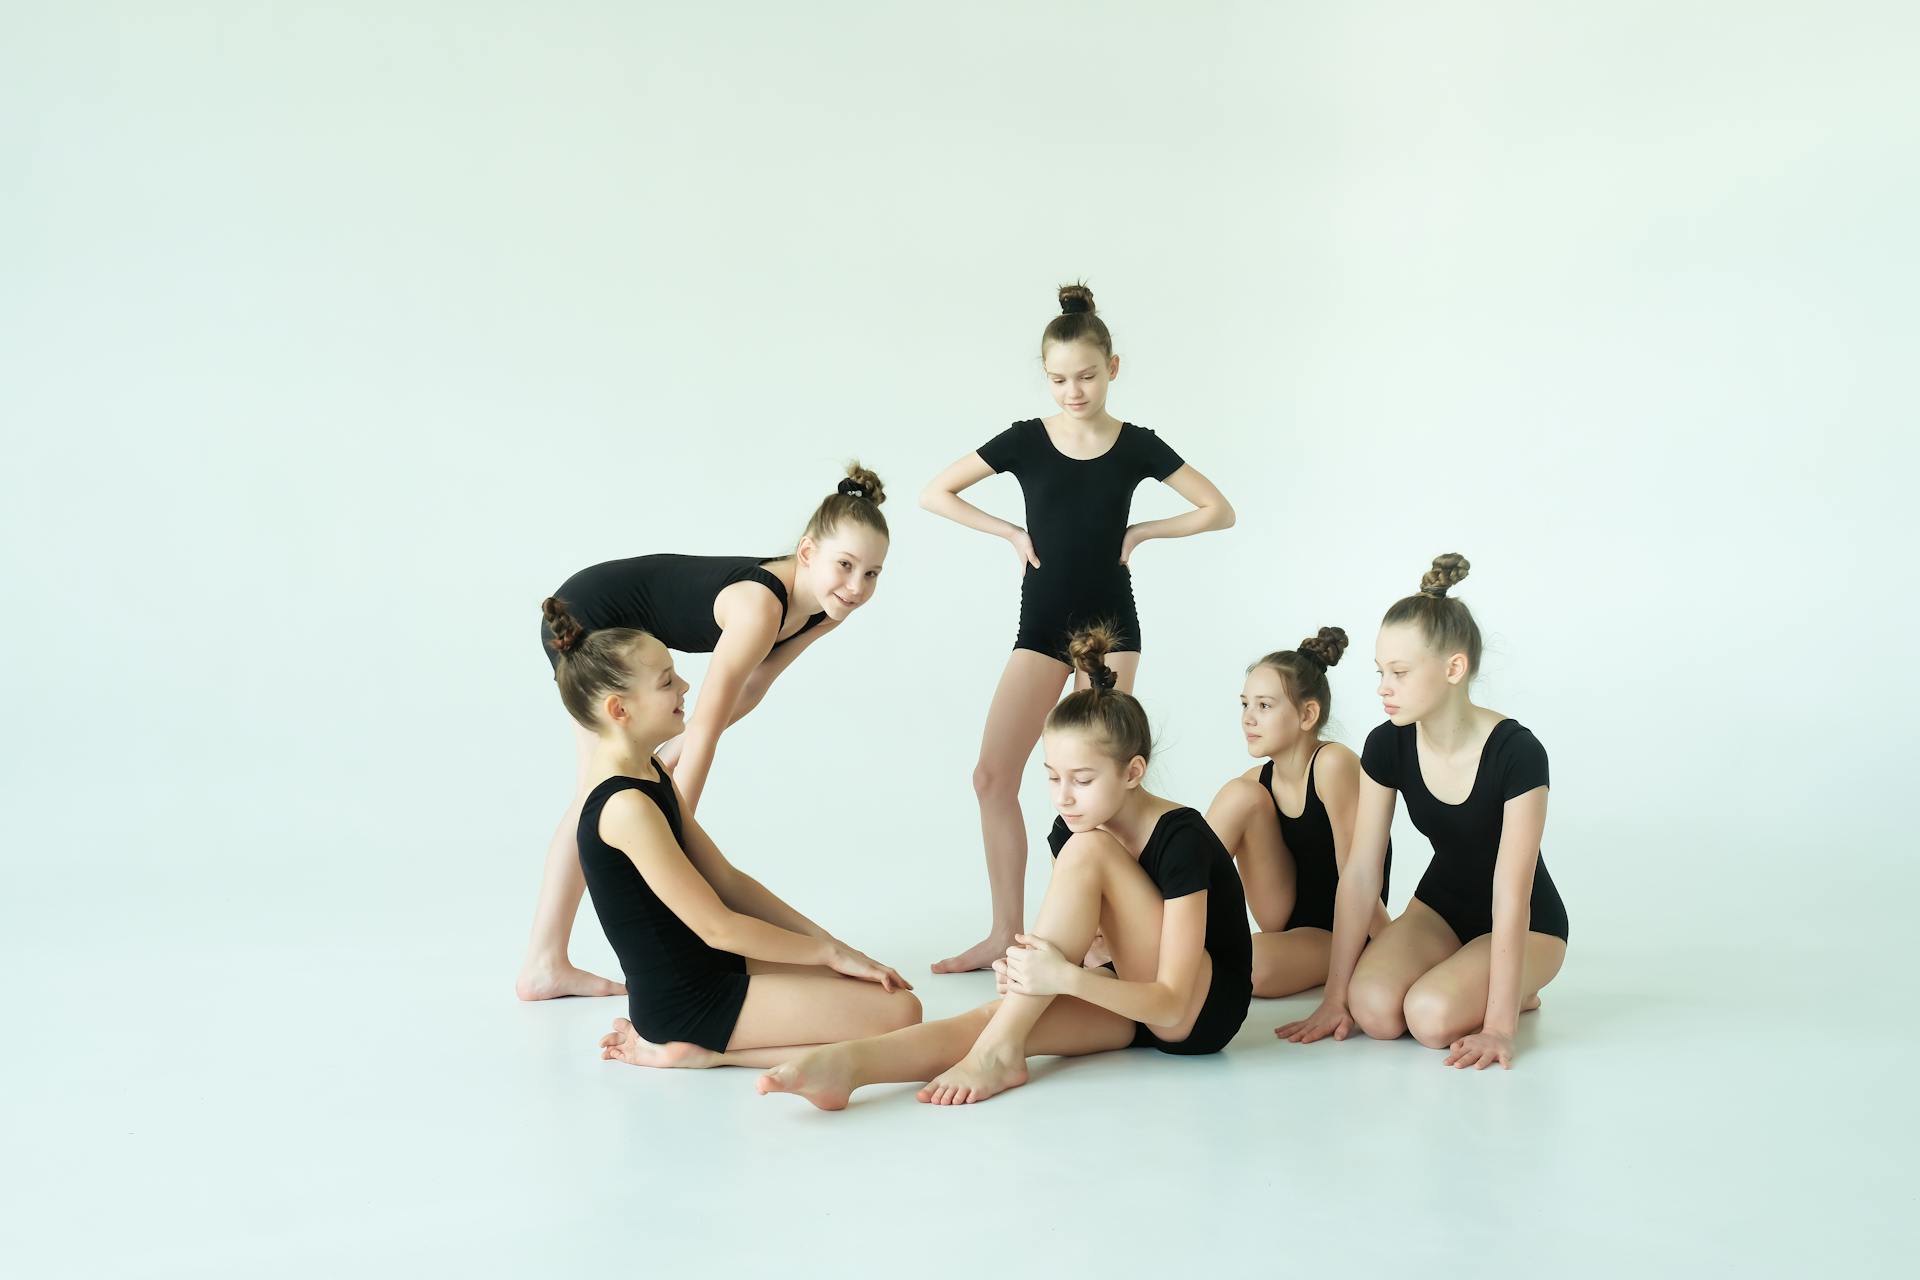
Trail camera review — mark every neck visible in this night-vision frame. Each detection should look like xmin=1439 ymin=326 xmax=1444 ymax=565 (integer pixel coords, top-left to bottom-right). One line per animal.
xmin=590 ymin=735 xmax=661 ymax=782
xmin=768 ymin=554 xmax=821 ymax=616
xmin=1417 ymin=697 xmax=1480 ymax=753
xmin=1270 ymin=735 xmax=1320 ymax=778
xmin=1099 ymin=785 xmax=1165 ymax=851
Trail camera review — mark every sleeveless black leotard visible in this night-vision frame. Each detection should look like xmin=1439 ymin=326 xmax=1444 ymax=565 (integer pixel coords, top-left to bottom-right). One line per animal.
xmin=1359 ymin=719 xmax=1569 ymax=943
xmin=541 ymin=553 xmax=827 ymax=667
xmin=1048 ymin=808 xmax=1252 ymax=1056
xmin=975 ymin=419 xmax=1185 ymax=662
xmin=1260 ymin=746 xmax=1392 ymax=931
xmin=577 ymin=767 xmax=751 ymax=1051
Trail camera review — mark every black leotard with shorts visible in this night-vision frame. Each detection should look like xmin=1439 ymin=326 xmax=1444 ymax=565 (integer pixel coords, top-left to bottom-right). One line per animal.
xmin=975 ymin=419 xmax=1185 ymax=662
xmin=1048 ymin=807 xmax=1252 ymax=1056
xmin=1261 ymin=745 xmax=1392 ymax=931
xmin=541 ymin=553 xmax=827 ymax=667
xmin=1359 ymin=718 xmax=1569 ymax=943
xmin=577 ymin=765 xmax=750 ymax=1052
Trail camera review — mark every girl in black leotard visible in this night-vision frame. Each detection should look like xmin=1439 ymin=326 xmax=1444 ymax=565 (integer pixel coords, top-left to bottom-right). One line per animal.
xmin=1277 ymin=555 xmax=1569 ymax=1070
xmin=517 ymin=464 xmax=890 ymax=1002
xmin=1205 ymin=627 xmax=1395 ymax=997
xmin=539 ymin=611 xmax=921 ymax=1068
xmin=919 ymin=283 xmax=1235 ymax=976
xmin=756 ymin=626 xmax=1251 ymax=1111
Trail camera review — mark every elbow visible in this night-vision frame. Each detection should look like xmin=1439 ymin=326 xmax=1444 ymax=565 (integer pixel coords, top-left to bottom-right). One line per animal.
xmin=917 ymin=486 xmax=943 ymax=512
xmin=697 ymin=912 xmax=742 ymax=954
xmin=1214 ymin=501 xmax=1237 ymax=531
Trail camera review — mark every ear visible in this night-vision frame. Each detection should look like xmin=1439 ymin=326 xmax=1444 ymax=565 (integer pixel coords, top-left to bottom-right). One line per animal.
xmin=1300 ymin=699 xmax=1322 ymax=734
xmin=1125 ymin=755 xmax=1147 ymax=787
xmin=1445 ymin=653 xmax=1470 ymax=685
xmin=1107 ymin=353 xmax=1121 ymax=381
xmin=795 ymin=534 xmax=816 ymax=567
xmin=602 ymin=692 xmax=629 ymax=726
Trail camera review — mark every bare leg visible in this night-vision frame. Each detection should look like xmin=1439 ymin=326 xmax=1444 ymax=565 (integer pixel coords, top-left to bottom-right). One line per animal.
xmin=1402 ymin=932 xmax=1567 ymax=1049
xmin=600 ymin=971 xmax=922 ymax=1072
xmin=921 ymin=830 xmax=1207 ymax=1105
xmin=1346 ymin=899 xmax=1461 ymax=1039
xmin=517 ymin=722 xmax=625 ymax=1000
xmin=1205 ymin=776 xmax=1297 ymax=931
xmin=933 ymin=650 xmax=1070 ymax=974
xmin=1251 ymin=928 xmax=1334 ymax=998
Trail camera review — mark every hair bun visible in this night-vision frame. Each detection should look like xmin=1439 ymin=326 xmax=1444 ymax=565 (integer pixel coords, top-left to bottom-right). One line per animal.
xmin=1296 ymin=625 xmax=1348 ymax=670
xmin=1065 ymin=623 xmax=1120 ymax=690
xmin=838 ymin=462 xmax=886 ymax=506
xmin=541 ymin=596 xmax=586 ymax=653
xmin=1419 ymin=552 xmax=1471 ymax=598
xmin=1057 ymin=282 xmax=1096 ymax=315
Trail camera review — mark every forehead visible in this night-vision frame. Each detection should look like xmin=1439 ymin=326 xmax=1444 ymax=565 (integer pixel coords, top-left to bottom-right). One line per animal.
xmin=1243 ymin=665 xmax=1289 ymax=697
xmin=1042 ymin=727 xmax=1109 ymax=769
xmin=1043 ymin=341 xmax=1106 ymax=375
xmin=631 ymin=634 xmax=674 ymax=675
xmin=1375 ymin=623 xmax=1427 ymax=663
xmin=819 ymin=525 xmax=888 ymax=562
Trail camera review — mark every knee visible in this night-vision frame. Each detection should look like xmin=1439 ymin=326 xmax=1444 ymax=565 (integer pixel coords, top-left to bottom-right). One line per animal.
xmin=1402 ymin=984 xmax=1467 ymax=1050
xmin=1348 ymin=974 xmax=1408 ymax=1040
xmin=972 ymin=760 xmax=1016 ymax=801
xmin=1054 ymin=830 xmax=1125 ymax=876
xmin=1209 ymin=778 xmax=1263 ymax=835
xmin=886 ymin=990 xmax=924 ymax=1031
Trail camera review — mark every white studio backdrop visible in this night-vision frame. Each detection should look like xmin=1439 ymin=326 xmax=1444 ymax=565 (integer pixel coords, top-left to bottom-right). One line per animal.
xmin=2 ymin=0 xmax=1911 ymax=1025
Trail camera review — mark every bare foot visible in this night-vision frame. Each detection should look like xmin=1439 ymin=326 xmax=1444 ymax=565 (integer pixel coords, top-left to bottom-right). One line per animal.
xmin=1523 ymin=994 xmax=1542 ymax=1012
xmin=931 ymin=933 xmax=1017 ymax=975
xmin=516 ymin=962 xmax=626 ymax=1001
xmin=756 ymin=1047 xmax=856 ymax=1111
xmin=599 ymin=1018 xmax=720 ymax=1068
xmin=916 ymin=1045 xmax=1029 ymax=1106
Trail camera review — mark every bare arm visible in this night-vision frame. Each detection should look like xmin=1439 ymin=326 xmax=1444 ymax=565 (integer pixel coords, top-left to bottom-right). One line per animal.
xmin=727 ymin=616 xmax=842 ymax=724
xmin=1323 ymin=776 xmax=1396 ymax=1004
xmin=671 ymin=587 xmax=782 ymax=813
xmin=1317 ymin=747 xmax=1392 ymax=938
xmin=919 ymin=452 xmax=1041 ymax=571
xmin=1483 ymin=786 xmax=1548 ymax=1037
xmin=597 ymin=791 xmax=831 ymax=966
xmin=1060 ymin=894 xmax=1208 ymax=1027
xmin=1119 ymin=464 xmax=1235 ymax=562
xmin=677 ymin=791 xmax=830 ymax=940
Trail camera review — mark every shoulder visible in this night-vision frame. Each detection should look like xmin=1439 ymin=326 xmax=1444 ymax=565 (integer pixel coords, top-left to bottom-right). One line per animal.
xmin=1359 ymin=721 xmax=1404 ymax=786
xmin=714 ymin=575 xmax=784 ymax=623
xmin=1314 ymin=742 xmax=1362 ymax=786
xmin=1492 ymin=720 xmax=1549 ymax=797
xmin=597 ymin=785 xmax=672 ymax=846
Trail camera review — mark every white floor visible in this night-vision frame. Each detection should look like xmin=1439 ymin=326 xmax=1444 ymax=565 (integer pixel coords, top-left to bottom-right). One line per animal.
xmin=9 ymin=805 xmax=1908 ymax=1278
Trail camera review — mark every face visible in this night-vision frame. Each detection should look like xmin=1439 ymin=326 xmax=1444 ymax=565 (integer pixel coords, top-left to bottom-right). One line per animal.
xmin=1240 ymin=665 xmax=1317 ymax=757
xmin=1043 ymin=339 xmax=1120 ymax=420
xmin=604 ymin=636 xmax=690 ymax=746
xmin=1043 ymin=727 xmax=1143 ymax=831
xmin=1373 ymin=622 xmax=1467 ymax=725
xmin=799 ymin=525 xmax=887 ymax=622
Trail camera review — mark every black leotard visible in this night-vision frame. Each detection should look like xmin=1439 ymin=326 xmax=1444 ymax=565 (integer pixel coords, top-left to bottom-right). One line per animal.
xmin=975 ymin=419 xmax=1185 ymax=662
xmin=577 ymin=767 xmax=750 ymax=1051
xmin=1260 ymin=745 xmax=1392 ymax=932
xmin=1359 ymin=719 xmax=1569 ymax=943
xmin=541 ymin=553 xmax=827 ymax=667
xmin=1049 ymin=808 xmax=1252 ymax=1056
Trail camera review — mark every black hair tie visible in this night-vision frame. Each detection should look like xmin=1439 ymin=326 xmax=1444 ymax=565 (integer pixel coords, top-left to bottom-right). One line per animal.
xmin=837 ymin=478 xmax=869 ymax=501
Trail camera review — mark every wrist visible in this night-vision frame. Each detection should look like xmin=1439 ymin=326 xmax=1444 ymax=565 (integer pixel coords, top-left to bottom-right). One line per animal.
xmin=813 ymin=938 xmax=839 ymax=966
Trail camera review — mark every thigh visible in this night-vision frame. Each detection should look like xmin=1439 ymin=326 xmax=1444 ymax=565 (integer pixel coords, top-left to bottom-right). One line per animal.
xmin=1352 ymin=898 xmax=1461 ymax=994
xmin=744 ymin=959 xmax=828 ymax=977
xmin=1083 ymin=847 xmax=1211 ymax=1042
xmin=978 ymin=649 xmax=1070 ymax=766
xmin=1206 ymin=778 xmax=1295 ymax=931
xmin=1024 ymin=993 xmax=1142 ymax=1058
xmin=726 ymin=973 xmax=920 ymax=1051
xmin=1252 ymin=928 xmax=1333 ymax=998
xmin=1406 ymin=931 xmax=1568 ymax=1012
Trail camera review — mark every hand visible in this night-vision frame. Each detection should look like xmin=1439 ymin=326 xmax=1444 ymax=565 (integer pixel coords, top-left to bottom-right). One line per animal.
xmin=1444 ymin=1029 xmax=1514 ymax=1070
xmin=656 ymin=735 xmax=685 ymax=772
xmin=1003 ymin=934 xmax=1076 ymax=997
xmin=1119 ymin=524 xmax=1147 ymax=565
xmin=1275 ymin=997 xmax=1353 ymax=1044
xmin=1009 ymin=528 xmax=1041 ymax=576
xmin=827 ymin=944 xmax=913 ymax=994
xmin=992 ymin=957 xmax=1009 ymax=996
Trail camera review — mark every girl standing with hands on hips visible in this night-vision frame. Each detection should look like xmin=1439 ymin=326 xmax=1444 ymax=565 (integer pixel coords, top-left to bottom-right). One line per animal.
xmin=919 ymin=284 xmax=1235 ymax=974
xmin=1275 ymin=556 xmax=1568 ymax=1069
xmin=1205 ymin=628 xmax=1393 ymax=998
xmin=517 ymin=466 xmax=888 ymax=1000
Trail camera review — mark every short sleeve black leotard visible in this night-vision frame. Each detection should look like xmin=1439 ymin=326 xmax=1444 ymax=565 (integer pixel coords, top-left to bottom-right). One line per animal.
xmin=1360 ymin=719 xmax=1568 ymax=943
xmin=541 ymin=553 xmax=827 ymax=668
xmin=1261 ymin=745 xmax=1392 ymax=932
xmin=1048 ymin=807 xmax=1252 ymax=1056
xmin=975 ymin=419 xmax=1185 ymax=661
xmin=576 ymin=766 xmax=751 ymax=1052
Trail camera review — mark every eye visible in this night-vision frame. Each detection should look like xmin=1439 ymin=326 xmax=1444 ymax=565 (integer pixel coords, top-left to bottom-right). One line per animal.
xmin=865 ymin=570 xmax=879 ymax=579
xmin=838 ymin=559 xmax=852 ymax=570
